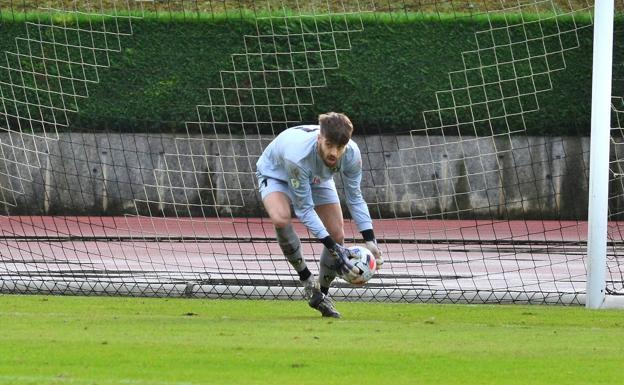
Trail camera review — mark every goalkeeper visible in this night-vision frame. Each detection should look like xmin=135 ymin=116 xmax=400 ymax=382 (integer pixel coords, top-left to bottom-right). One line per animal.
xmin=255 ymin=112 xmax=383 ymax=318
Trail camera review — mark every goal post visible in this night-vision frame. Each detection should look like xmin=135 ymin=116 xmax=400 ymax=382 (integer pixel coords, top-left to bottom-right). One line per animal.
xmin=586 ymin=0 xmax=614 ymax=309
xmin=587 ymin=0 xmax=624 ymax=309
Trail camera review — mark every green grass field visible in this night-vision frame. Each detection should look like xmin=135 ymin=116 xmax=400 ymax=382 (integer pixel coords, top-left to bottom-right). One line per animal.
xmin=0 ymin=295 xmax=622 ymax=385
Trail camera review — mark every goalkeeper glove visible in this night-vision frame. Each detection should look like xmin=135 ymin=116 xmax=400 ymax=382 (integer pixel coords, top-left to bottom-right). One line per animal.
xmin=361 ymin=229 xmax=383 ymax=271
xmin=326 ymin=243 xmax=364 ymax=284
xmin=364 ymin=240 xmax=384 ymax=271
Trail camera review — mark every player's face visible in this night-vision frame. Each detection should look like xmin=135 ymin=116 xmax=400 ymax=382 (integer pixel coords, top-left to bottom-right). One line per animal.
xmin=317 ymin=134 xmax=347 ymax=168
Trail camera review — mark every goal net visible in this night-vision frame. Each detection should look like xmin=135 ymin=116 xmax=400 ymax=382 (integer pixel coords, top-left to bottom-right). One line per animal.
xmin=0 ymin=0 xmax=621 ymax=305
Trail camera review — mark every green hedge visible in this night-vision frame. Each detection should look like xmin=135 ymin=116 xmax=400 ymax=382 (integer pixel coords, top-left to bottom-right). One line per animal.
xmin=0 ymin=13 xmax=597 ymax=136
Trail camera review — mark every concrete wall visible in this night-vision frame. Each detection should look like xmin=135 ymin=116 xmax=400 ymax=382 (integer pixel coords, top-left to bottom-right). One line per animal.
xmin=0 ymin=133 xmax=593 ymax=219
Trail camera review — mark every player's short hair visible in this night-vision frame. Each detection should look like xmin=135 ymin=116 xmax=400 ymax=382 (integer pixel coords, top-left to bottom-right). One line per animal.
xmin=319 ymin=112 xmax=353 ymax=146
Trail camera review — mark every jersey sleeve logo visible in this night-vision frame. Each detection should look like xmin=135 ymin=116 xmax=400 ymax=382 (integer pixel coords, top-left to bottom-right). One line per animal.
xmin=290 ymin=178 xmax=300 ymax=189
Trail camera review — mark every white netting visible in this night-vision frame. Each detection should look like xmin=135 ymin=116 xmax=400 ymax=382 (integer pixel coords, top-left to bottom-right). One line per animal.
xmin=0 ymin=0 xmax=150 ymax=207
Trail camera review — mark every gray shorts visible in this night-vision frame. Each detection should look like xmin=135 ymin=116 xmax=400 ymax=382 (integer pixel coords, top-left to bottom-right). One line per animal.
xmin=256 ymin=172 xmax=339 ymax=206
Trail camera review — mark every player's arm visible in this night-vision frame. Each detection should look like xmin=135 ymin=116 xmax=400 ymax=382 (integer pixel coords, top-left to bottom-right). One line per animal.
xmin=285 ymin=160 xmax=361 ymax=281
xmin=341 ymin=147 xmax=384 ymax=270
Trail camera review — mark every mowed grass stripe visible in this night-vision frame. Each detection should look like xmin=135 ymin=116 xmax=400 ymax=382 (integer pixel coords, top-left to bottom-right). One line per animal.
xmin=0 ymin=374 xmax=207 ymax=385
xmin=0 ymin=295 xmax=622 ymax=385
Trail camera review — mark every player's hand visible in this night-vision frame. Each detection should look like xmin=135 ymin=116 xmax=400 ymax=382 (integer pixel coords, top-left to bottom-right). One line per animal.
xmin=365 ymin=240 xmax=384 ymax=271
xmin=328 ymin=244 xmax=363 ymax=283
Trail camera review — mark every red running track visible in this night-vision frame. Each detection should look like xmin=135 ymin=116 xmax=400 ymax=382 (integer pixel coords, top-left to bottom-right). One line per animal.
xmin=0 ymin=216 xmax=613 ymax=242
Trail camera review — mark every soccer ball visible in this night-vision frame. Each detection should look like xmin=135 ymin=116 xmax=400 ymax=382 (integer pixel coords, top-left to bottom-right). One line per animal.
xmin=343 ymin=245 xmax=376 ymax=284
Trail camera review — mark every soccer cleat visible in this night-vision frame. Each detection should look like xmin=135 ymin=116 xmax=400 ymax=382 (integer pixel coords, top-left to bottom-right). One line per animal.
xmin=301 ymin=274 xmax=319 ymax=300
xmin=308 ymin=290 xmax=341 ymax=318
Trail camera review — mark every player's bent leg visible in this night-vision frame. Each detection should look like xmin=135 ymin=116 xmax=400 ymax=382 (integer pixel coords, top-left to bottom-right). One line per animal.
xmin=263 ymin=191 xmax=316 ymax=298
xmin=309 ymin=202 xmax=345 ymax=316
xmin=315 ymin=202 xmax=344 ymax=293
xmin=275 ymin=224 xmax=316 ymax=296
xmin=275 ymin=225 xmax=304 ymax=271
xmin=262 ymin=191 xmax=292 ymax=229
xmin=318 ymin=247 xmax=338 ymax=292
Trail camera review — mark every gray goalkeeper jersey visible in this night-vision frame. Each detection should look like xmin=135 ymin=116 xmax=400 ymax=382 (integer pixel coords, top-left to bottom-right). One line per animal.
xmin=256 ymin=125 xmax=372 ymax=239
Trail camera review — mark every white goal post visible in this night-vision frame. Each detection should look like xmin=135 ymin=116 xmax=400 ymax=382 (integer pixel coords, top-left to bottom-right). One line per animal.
xmin=587 ymin=0 xmax=624 ymax=309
